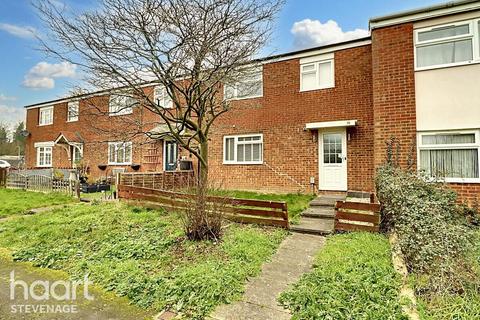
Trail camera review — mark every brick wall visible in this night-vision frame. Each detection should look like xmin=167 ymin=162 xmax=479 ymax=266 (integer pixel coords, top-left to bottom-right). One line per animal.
xmin=25 ymin=94 xmax=152 ymax=180
xmin=372 ymin=23 xmax=417 ymax=169
xmin=209 ymin=45 xmax=375 ymax=193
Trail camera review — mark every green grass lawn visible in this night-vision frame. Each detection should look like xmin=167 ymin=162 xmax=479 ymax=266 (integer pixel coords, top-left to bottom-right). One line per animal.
xmin=279 ymin=232 xmax=408 ymax=320
xmin=0 ymin=201 xmax=287 ymax=319
xmin=214 ymin=190 xmax=315 ymax=223
xmin=0 ymin=188 xmax=75 ymax=218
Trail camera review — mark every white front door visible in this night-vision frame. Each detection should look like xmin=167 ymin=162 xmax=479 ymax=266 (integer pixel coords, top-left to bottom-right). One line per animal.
xmin=319 ymin=129 xmax=347 ymax=191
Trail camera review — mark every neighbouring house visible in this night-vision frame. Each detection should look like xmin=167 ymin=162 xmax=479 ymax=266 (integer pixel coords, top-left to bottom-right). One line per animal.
xmin=24 ymin=1 xmax=480 ymax=204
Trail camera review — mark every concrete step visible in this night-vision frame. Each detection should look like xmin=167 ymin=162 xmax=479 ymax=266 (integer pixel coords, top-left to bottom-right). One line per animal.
xmin=290 ymin=217 xmax=334 ymax=235
xmin=310 ymin=196 xmax=344 ymax=207
xmin=302 ymin=207 xmax=335 ymax=219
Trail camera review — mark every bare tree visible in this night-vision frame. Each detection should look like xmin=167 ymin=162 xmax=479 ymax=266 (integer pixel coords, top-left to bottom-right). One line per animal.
xmin=36 ymin=0 xmax=283 ymax=239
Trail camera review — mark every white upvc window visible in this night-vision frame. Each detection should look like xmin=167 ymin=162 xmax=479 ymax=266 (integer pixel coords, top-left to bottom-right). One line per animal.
xmin=72 ymin=144 xmax=83 ymax=163
xmin=415 ymin=19 xmax=480 ymax=70
xmin=300 ymin=59 xmax=334 ymax=92
xmin=108 ymin=141 xmax=132 ymax=165
xmin=39 ymin=106 xmax=54 ymax=126
xmin=35 ymin=142 xmax=54 ymax=167
xmin=109 ymin=94 xmax=135 ymax=116
xmin=223 ymin=134 xmax=263 ymax=165
xmin=418 ymin=130 xmax=480 ymax=183
xmin=67 ymin=101 xmax=79 ymax=122
xmin=153 ymin=86 xmax=173 ymax=109
xmin=224 ymin=66 xmax=263 ymax=100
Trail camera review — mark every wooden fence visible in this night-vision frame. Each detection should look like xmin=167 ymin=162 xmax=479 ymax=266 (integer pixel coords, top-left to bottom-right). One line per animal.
xmin=334 ymin=201 xmax=381 ymax=232
xmin=0 ymin=168 xmax=6 ymax=187
xmin=6 ymin=172 xmax=73 ymax=194
xmin=119 ymin=171 xmax=195 ymax=191
xmin=118 ymin=185 xmax=289 ymax=228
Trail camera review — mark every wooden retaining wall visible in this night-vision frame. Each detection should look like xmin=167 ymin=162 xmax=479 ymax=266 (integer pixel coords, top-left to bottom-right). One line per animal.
xmin=118 ymin=185 xmax=289 ymax=228
xmin=334 ymin=201 xmax=381 ymax=232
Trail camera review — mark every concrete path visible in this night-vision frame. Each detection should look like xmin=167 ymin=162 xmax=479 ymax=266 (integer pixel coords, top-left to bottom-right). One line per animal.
xmin=210 ymin=233 xmax=325 ymax=320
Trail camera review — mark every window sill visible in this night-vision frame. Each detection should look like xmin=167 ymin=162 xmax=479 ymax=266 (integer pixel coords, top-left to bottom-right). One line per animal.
xmin=108 ymin=112 xmax=133 ymax=117
xmin=225 ymin=94 xmax=263 ymax=101
xmin=108 ymin=162 xmax=132 ymax=166
xmin=36 ymin=165 xmax=52 ymax=168
xmin=38 ymin=123 xmax=53 ymax=127
xmin=300 ymin=85 xmax=335 ymax=93
xmin=67 ymin=119 xmax=79 ymax=123
xmin=415 ymin=59 xmax=480 ymax=72
xmin=223 ymin=161 xmax=263 ymax=165
xmin=445 ymin=178 xmax=480 ymax=184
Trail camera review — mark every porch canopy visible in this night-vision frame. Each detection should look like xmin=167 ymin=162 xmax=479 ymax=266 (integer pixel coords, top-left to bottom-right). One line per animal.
xmin=148 ymin=124 xmax=185 ymax=140
xmin=305 ymin=119 xmax=358 ymax=130
xmin=54 ymin=131 xmax=84 ymax=161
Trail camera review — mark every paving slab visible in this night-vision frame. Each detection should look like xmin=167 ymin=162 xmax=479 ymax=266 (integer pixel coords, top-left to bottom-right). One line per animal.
xmin=210 ymin=233 xmax=325 ymax=320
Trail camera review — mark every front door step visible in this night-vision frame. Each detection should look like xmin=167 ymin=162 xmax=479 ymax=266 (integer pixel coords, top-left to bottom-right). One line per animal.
xmin=290 ymin=217 xmax=334 ymax=235
xmin=302 ymin=207 xmax=335 ymax=219
xmin=310 ymin=195 xmax=345 ymax=207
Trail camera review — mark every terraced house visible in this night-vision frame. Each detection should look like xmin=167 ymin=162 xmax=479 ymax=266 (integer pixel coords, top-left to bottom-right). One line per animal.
xmin=24 ymin=1 xmax=480 ymax=204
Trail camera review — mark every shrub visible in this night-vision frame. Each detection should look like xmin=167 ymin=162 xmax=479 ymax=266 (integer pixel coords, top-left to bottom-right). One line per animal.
xmin=375 ymin=165 xmax=477 ymax=295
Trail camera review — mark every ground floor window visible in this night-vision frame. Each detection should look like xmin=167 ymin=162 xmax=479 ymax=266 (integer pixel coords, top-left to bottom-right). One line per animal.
xmin=36 ymin=146 xmax=53 ymax=167
xmin=223 ymin=134 xmax=263 ymax=164
xmin=108 ymin=142 xmax=132 ymax=165
xmin=418 ymin=130 xmax=480 ymax=182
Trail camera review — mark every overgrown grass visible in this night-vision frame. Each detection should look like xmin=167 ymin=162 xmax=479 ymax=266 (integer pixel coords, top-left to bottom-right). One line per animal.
xmin=213 ymin=190 xmax=314 ymax=223
xmin=0 ymin=188 xmax=75 ymax=218
xmin=417 ymin=229 xmax=480 ymax=320
xmin=279 ymin=232 xmax=407 ymax=320
xmin=0 ymin=202 xmax=286 ymax=318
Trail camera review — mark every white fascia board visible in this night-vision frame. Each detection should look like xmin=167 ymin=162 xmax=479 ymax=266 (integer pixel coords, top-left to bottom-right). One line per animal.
xmin=263 ymin=40 xmax=371 ymax=64
xmin=370 ymin=1 xmax=480 ymax=30
xmin=305 ymin=120 xmax=358 ymax=130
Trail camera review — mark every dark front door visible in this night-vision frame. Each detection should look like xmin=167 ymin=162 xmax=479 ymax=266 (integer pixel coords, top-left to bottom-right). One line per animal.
xmin=164 ymin=141 xmax=178 ymax=171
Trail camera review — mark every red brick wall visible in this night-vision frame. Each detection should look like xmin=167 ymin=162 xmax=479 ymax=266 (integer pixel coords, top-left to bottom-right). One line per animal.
xmin=449 ymin=183 xmax=480 ymax=206
xmin=209 ymin=45 xmax=375 ymax=193
xmin=372 ymin=23 xmax=417 ymax=169
xmin=25 ymin=94 xmax=154 ymax=180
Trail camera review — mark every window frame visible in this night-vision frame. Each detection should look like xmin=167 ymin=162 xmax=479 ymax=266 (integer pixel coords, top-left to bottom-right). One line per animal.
xmin=36 ymin=145 xmax=53 ymax=168
xmin=38 ymin=106 xmax=54 ymax=126
xmin=67 ymin=101 xmax=79 ymax=122
xmin=300 ymin=59 xmax=335 ymax=92
xmin=417 ymin=130 xmax=480 ymax=183
xmin=414 ymin=19 xmax=480 ymax=71
xmin=153 ymin=86 xmax=173 ymax=109
xmin=109 ymin=94 xmax=135 ymax=116
xmin=223 ymin=66 xmax=263 ymax=101
xmin=223 ymin=133 xmax=263 ymax=165
xmin=108 ymin=141 xmax=133 ymax=165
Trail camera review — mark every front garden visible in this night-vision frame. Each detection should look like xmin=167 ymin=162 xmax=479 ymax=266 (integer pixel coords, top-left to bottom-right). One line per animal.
xmin=0 ymin=188 xmax=75 ymax=218
xmin=0 ymin=199 xmax=286 ymax=319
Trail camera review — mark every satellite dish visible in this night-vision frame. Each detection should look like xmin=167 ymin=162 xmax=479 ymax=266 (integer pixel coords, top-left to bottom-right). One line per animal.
xmin=20 ymin=130 xmax=30 ymax=137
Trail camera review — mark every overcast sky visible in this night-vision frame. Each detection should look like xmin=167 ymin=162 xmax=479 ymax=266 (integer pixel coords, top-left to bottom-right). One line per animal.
xmin=0 ymin=0 xmax=439 ymax=128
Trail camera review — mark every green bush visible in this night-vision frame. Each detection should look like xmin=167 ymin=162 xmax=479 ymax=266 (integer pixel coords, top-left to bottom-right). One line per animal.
xmin=375 ymin=165 xmax=477 ymax=294
xmin=279 ymin=233 xmax=407 ymax=320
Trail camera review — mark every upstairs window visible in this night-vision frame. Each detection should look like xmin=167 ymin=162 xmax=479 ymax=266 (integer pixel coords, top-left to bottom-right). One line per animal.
xmin=224 ymin=67 xmax=263 ymax=100
xmin=67 ymin=101 xmax=79 ymax=122
xmin=300 ymin=59 xmax=334 ymax=91
xmin=153 ymin=86 xmax=173 ymax=108
xmin=39 ymin=106 xmax=54 ymax=126
xmin=109 ymin=94 xmax=136 ymax=116
xmin=418 ymin=131 xmax=480 ymax=182
xmin=108 ymin=142 xmax=132 ymax=165
xmin=223 ymin=134 xmax=263 ymax=164
xmin=415 ymin=20 xmax=480 ymax=70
